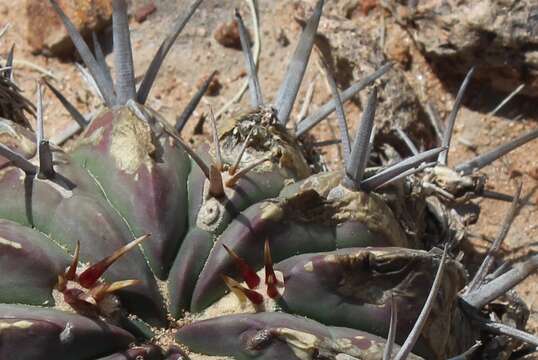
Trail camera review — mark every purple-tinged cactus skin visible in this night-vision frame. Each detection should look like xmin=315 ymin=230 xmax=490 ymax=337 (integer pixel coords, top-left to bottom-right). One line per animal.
xmin=0 ymin=0 xmax=536 ymax=359
xmin=0 ymin=304 xmax=134 ymax=360
xmin=273 ymin=248 xmax=473 ymax=358
xmin=176 ymin=312 xmax=422 ymax=360
xmin=0 ymin=219 xmax=70 ymax=306
xmin=69 ymin=105 xmax=191 ymax=280
xmin=188 ymin=171 xmax=419 ymax=312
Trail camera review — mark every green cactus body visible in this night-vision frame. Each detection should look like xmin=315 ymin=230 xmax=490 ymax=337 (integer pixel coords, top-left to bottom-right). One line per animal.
xmin=69 ymin=105 xmax=191 ymax=280
xmin=0 ymin=101 xmax=480 ymax=359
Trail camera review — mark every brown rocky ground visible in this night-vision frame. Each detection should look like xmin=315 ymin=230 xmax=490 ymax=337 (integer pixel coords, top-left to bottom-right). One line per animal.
xmin=4 ymin=0 xmax=538 ymax=354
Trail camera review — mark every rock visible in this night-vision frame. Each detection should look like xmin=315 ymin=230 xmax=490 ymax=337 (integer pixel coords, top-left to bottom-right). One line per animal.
xmin=384 ymin=26 xmax=412 ymax=68
xmin=197 ymin=72 xmax=221 ymax=97
xmin=359 ymin=0 xmax=378 ymax=16
xmin=389 ymin=0 xmax=538 ymax=97
xmin=214 ymin=19 xmax=242 ymax=50
xmin=134 ymin=2 xmax=157 ymax=23
xmin=25 ymin=0 xmax=112 ymax=57
xmin=529 ymin=166 xmax=538 ymax=181
xmin=276 ymin=29 xmax=290 ymax=47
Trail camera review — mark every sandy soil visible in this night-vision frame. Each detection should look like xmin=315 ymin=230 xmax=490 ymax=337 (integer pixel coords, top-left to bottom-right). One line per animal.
xmin=2 ymin=0 xmax=538 ymax=355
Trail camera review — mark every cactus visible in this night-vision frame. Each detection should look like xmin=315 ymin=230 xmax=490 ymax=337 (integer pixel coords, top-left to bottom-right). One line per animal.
xmin=0 ymin=0 xmax=537 ymax=359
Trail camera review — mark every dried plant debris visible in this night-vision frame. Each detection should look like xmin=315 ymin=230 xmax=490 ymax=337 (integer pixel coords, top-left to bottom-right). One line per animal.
xmin=0 ymin=47 xmax=35 ymax=127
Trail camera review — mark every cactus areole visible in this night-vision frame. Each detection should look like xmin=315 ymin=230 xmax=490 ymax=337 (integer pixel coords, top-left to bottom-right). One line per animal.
xmin=0 ymin=0 xmax=537 ymax=359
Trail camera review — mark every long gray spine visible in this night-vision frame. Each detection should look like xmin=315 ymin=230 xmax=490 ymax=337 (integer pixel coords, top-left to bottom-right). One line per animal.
xmin=48 ymin=0 xmax=116 ymax=106
xmin=112 ymin=0 xmax=136 ymax=104
xmin=175 ymin=71 xmax=216 ymax=133
xmin=0 ymin=144 xmax=37 ymax=175
xmin=463 ymin=253 xmax=538 ymax=309
xmin=5 ymin=44 xmax=14 ymax=81
xmin=137 ymin=0 xmax=205 ymax=104
xmin=36 ymin=82 xmax=54 ymax=178
xmin=466 ymin=185 xmax=521 ymax=293
xmin=345 ymin=88 xmax=377 ymax=189
xmin=295 ymin=63 xmax=391 ymax=137
xmin=275 ymin=0 xmax=324 ymax=125
xmin=455 ymin=128 xmax=538 ymax=175
xmin=383 ymin=296 xmax=398 ymax=360
xmin=235 ymin=10 xmax=263 ymax=107
xmin=92 ymin=32 xmax=114 ymax=88
xmin=324 ymin=64 xmax=351 ymax=166
xmin=36 ymin=83 xmax=44 ymax=145
xmin=43 ymin=79 xmax=88 ymax=128
xmin=394 ymin=245 xmax=448 ymax=360
xmin=438 ymin=67 xmax=475 ymax=165
xmin=361 ymin=147 xmax=445 ymax=191
xmin=396 ymin=126 xmax=419 ymax=155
